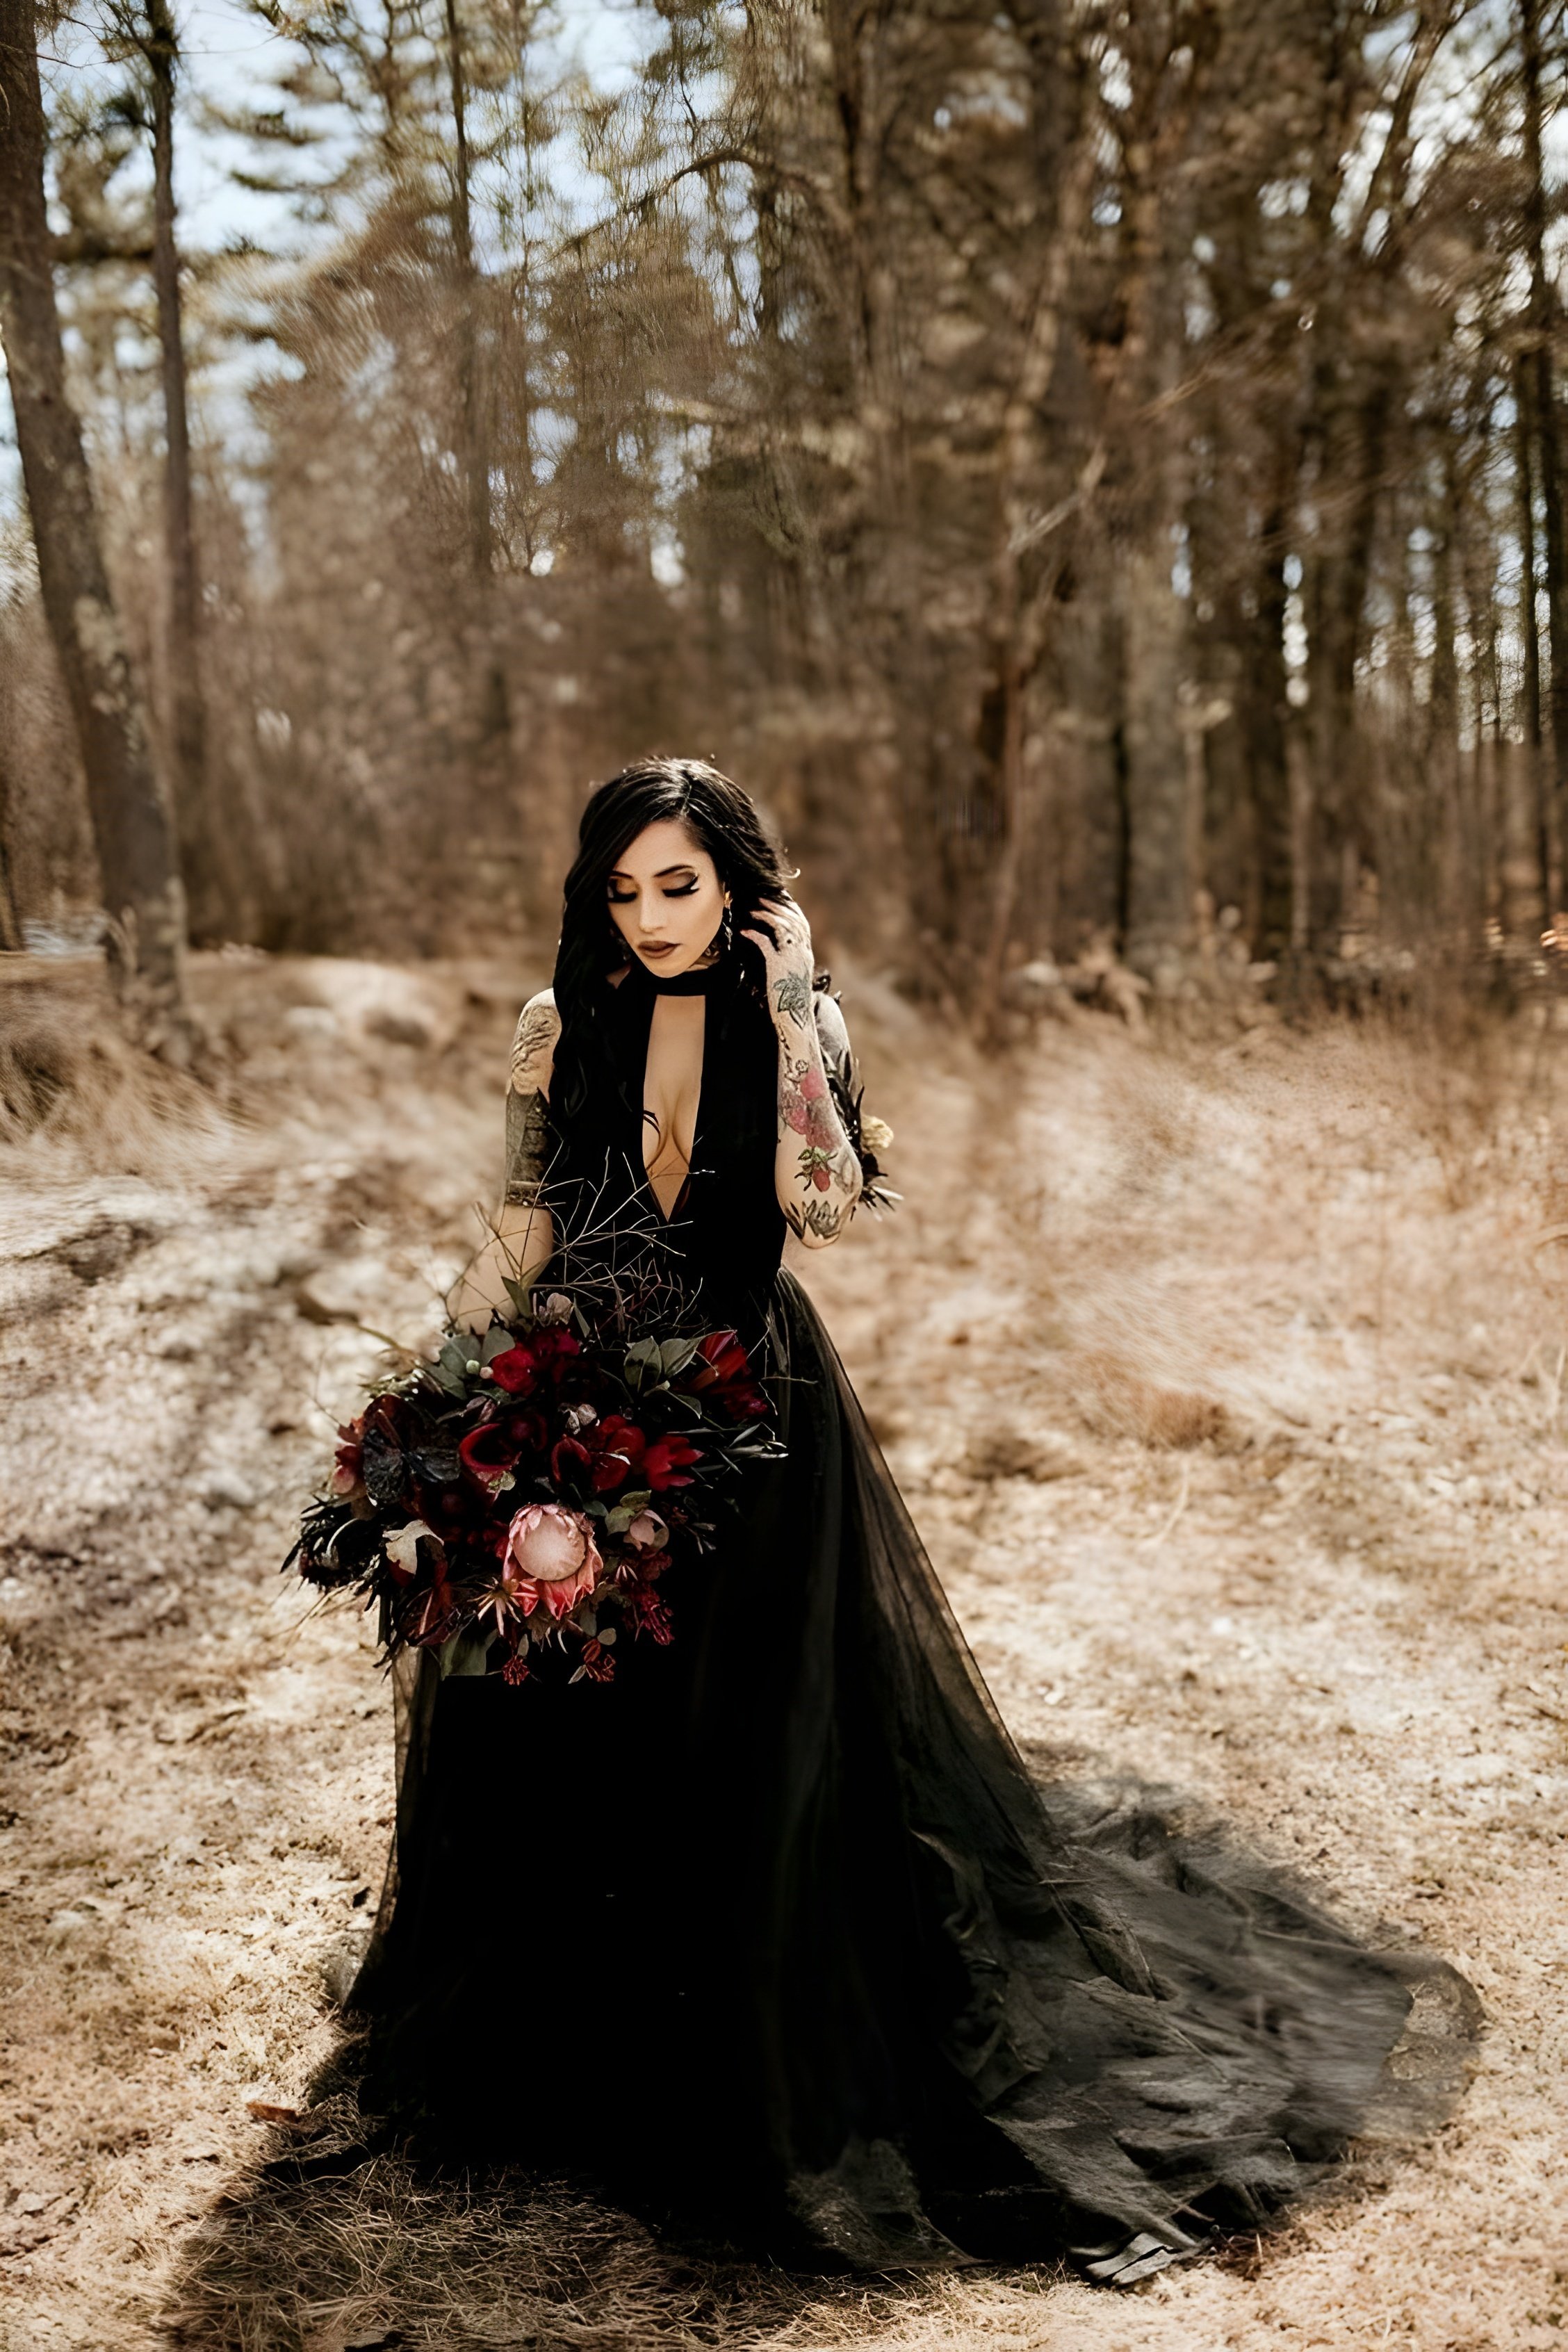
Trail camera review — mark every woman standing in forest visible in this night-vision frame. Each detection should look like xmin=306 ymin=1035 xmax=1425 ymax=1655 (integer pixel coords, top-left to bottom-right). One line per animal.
xmin=347 ymin=758 xmax=1474 ymax=2286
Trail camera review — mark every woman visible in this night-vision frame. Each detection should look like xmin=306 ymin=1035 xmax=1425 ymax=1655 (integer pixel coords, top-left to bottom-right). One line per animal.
xmin=353 ymin=760 xmax=1474 ymax=2284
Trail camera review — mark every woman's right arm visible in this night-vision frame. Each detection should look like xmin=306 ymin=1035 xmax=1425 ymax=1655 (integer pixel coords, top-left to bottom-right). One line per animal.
xmin=450 ymin=989 xmax=561 ymax=1334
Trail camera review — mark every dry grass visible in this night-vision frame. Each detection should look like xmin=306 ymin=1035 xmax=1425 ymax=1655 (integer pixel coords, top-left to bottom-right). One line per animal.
xmin=2 ymin=960 xmax=1567 ymax=2351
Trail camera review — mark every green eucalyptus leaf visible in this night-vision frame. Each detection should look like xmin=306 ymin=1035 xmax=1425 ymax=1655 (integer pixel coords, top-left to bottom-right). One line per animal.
xmin=438 ymin=1625 xmax=490 ymax=1680
xmin=659 ymin=1336 xmax=701 ymax=1378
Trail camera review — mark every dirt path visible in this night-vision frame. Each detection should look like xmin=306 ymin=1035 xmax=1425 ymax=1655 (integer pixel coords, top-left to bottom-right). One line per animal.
xmin=1 ymin=957 xmax=1565 ymax=2351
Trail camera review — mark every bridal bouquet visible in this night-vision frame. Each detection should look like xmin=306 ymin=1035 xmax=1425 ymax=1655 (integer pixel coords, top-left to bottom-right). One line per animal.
xmin=288 ymin=1291 xmax=779 ymax=1685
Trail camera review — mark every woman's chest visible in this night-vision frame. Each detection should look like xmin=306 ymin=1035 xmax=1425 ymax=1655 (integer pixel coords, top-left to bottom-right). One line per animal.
xmin=642 ymin=995 xmax=708 ymax=1209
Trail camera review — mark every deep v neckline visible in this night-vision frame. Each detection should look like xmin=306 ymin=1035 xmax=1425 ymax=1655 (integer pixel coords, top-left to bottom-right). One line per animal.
xmin=611 ymin=969 xmax=710 ymax=1232
xmin=642 ymin=990 xmax=708 ymax=1223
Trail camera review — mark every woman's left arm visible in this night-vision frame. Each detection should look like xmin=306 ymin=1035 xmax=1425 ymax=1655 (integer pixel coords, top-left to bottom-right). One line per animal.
xmin=744 ymin=899 xmax=864 ymax=1248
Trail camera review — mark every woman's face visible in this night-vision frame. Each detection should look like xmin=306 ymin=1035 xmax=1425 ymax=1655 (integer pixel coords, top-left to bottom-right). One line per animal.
xmin=606 ymin=818 xmax=729 ymax=977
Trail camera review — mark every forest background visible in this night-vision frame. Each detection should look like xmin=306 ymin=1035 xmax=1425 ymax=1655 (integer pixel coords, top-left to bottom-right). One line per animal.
xmin=3 ymin=0 xmax=1568 ymax=1031
xmin=6 ymin=5 xmax=1568 ymax=2348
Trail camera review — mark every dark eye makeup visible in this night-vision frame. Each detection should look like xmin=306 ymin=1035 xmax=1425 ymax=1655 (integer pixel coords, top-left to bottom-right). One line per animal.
xmin=607 ymin=876 xmax=701 ymax=904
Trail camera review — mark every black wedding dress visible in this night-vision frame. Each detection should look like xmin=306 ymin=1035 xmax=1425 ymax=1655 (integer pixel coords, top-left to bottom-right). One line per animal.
xmin=351 ymin=952 xmax=1476 ymax=2282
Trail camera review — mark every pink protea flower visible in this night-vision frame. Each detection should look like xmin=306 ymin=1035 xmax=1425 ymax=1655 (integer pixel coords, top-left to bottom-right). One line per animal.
xmin=500 ymin=1502 xmax=602 ymax=1621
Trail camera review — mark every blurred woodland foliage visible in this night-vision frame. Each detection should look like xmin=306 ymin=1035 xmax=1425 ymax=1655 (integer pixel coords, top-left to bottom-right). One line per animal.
xmin=2 ymin=0 xmax=1567 ymax=1037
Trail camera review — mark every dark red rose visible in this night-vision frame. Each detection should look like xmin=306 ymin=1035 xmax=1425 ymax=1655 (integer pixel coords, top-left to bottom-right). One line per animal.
xmin=490 ymin=1329 xmax=582 ymax=1397
xmin=642 ymin=1433 xmax=702 ymax=1490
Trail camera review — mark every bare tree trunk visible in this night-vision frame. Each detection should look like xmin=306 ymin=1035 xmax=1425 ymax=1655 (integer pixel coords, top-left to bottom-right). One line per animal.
xmin=446 ymin=0 xmax=491 ymax=578
xmin=1514 ymin=350 xmax=1553 ymax=933
xmin=0 ymin=0 xmax=190 ymax=1050
xmin=1118 ymin=147 xmax=1194 ymax=987
xmin=0 ymin=746 xmax=24 ymax=951
xmin=1121 ymin=536 xmax=1189 ymax=978
xmin=142 ymin=0 xmax=244 ymax=945
xmin=973 ymin=104 xmax=1093 ymax=1036
xmin=1304 ymin=375 xmax=1389 ymax=954
xmin=1244 ymin=497 xmax=1294 ymax=961
xmin=1521 ymin=0 xmax=1565 ymax=912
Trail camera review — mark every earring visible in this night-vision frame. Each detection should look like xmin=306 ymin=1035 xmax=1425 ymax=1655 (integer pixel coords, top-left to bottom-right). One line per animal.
xmin=720 ymin=904 xmax=735 ymax=956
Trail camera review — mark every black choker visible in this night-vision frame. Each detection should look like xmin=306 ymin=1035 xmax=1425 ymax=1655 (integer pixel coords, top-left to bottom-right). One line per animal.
xmin=635 ymin=958 xmax=720 ymax=996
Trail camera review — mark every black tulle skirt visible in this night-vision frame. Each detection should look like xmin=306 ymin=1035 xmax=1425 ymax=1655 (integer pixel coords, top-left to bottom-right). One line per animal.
xmin=352 ymin=1274 xmax=1478 ymax=2279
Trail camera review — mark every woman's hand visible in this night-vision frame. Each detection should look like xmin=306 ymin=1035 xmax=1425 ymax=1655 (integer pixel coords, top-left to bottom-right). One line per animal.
xmin=742 ymin=896 xmax=816 ymax=1036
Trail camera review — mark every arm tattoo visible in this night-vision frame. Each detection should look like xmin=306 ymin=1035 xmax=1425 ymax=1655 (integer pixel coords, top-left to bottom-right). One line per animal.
xmin=510 ymin=995 xmax=560 ymax=1091
xmin=783 ymin=1196 xmax=845 ymax=1243
xmin=504 ymin=1087 xmax=551 ymax=1208
xmin=778 ymin=1040 xmax=860 ymax=1214
xmin=773 ymin=971 xmax=813 ymax=1030
xmin=504 ymin=993 xmax=559 ymax=1209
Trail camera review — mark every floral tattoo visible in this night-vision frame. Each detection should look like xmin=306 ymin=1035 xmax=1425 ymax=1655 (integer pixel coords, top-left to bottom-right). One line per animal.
xmin=778 ymin=1042 xmax=858 ymax=1225
xmin=784 ymin=1196 xmax=844 ymax=1243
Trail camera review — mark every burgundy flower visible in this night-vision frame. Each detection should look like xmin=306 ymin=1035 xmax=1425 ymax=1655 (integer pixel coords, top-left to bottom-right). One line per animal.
xmin=532 ymin=1328 xmax=583 ymax=1380
xmin=500 ymin=1650 xmax=531 ymax=1685
xmin=694 ymin=1330 xmax=749 ymax=1386
xmin=489 ymin=1328 xmax=582 ymax=1397
xmin=552 ymin=1413 xmax=648 ymax=1495
xmin=576 ymin=1636 xmax=616 ymax=1682
xmin=642 ymin=1432 xmax=702 ymax=1490
xmin=459 ymin=1419 xmax=521 ymax=1496
xmin=587 ymin=1414 xmax=647 ymax=1491
xmin=623 ymin=1585 xmax=674 ymax=1645
xmin=488 ymin=1345 xmax=539 ymax=1396
xmin=688 ymin=1330 xmax=769 ymax=1423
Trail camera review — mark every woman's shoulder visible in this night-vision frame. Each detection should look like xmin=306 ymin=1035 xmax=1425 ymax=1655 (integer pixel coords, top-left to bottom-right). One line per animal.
xmin=510 ymin=988 xmax=561 ymax=1090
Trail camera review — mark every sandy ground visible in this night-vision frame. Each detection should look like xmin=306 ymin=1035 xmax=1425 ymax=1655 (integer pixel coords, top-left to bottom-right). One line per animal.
xmin=1 ymin=951 xmax=1565 ymax=2352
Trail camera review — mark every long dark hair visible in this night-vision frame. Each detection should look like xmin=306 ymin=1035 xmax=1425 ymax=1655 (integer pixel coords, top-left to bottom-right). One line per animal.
xmin=550 ymin=758 xmax=794 ymax=1134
